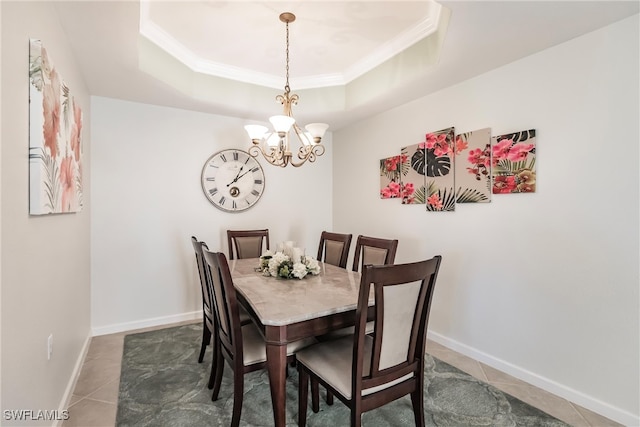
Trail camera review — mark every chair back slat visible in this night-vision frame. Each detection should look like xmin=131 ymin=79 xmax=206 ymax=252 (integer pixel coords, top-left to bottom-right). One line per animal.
xmin=379 ymin=280 xmax=422 ymax=369
xmin=227 ymin=229 xmax=270 ymax=260
xmin=317 ymin=231 xmax=352 ymax=268
xmin=235 ymin=236 xmax=264 ymax=259
xmin=352 ymin=235 xmax=398 ymax=272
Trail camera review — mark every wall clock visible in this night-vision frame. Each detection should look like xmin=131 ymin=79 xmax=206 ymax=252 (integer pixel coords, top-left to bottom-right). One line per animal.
xmin=201 ymin=149 xmax=265 ymax=212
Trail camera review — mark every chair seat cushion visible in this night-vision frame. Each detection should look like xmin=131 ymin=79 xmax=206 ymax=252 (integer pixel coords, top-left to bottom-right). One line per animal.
xmin=242 ymin=323 xmax=316 ymax=366
xmin=296 ymin=335 xmax=413 ymax=399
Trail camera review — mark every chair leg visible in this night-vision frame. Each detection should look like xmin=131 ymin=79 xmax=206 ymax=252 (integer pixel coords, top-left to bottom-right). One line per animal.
xmin=350 ymin=410 xmax=362 ymax=427
xmin=326 ymin=387 xmax=334 ymax=405
xmin=211 ymin=355 xmax=224 ymax=401
xmin=298 ymin=366 xmax=309 ymax=427
xmin=207 ymin=336 xmax=220 ymax=389
xmin=198 ymin=326 xmax=211 ymax=363
xmin=231 ymin=370 xmax=244 ymax=427
xmin=411 ymin=388 xmax=425 ymax=427
xmin=311 ymin=378 xmax=320 ymax=413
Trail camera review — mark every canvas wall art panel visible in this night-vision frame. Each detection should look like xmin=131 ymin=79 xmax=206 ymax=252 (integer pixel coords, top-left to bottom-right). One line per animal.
xmin=29 ymin=39 xmax=83 ymax=215
xmin=400 ymin=144 xmax=426 ymax=204
xmin=455 ymin=128 xmax=492 ymax=203
xmin=491 ymin=129 xmax=536 ymax=194
xmin=380 ymin=155 xmax=401 ymax=199
xmin=424 ymin=127 xmax=456 ymax=211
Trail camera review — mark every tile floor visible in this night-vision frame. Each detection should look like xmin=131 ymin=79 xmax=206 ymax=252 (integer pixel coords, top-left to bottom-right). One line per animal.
xmin=63 ymin=320 xmax=622 ymax=427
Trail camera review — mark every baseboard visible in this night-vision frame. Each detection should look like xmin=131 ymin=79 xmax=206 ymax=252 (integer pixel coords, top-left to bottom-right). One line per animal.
xmin=427 ymin=331 xmax=639 ymax=427
xmin=91 ymin=311 xmax=200 ymax=336
xmin=54 ymin=333 xmax=91 ymax=427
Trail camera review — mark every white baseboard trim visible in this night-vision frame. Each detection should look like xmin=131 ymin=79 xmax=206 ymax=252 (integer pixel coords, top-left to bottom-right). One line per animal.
xmin=427 ymin=331 xmax=639 ymax=427
xmin=55 ymin=333 xmax=91 ymax=427
xmin=91 ymin=311 xmax=200 ymax=337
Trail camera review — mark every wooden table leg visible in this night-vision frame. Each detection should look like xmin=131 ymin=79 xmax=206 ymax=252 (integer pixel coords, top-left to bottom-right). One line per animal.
xmin=265 ymin=327 xmax=288 ymax=427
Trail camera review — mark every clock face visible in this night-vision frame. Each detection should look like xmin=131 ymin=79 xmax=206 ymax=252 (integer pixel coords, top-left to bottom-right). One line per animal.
xmin=201 ymin=149 xmax=265 ymax=212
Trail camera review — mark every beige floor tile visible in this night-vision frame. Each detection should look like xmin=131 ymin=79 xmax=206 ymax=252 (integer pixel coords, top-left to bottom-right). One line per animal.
xmin=490 ymin=380 xmax=589 ymax=426
xmin=428 ymin=346 xmax=488 ymax=382
xmin=87 ymin=378 xmax=121 ymax=404
xmin=63 ymin=398 xmax=116 ymax=427
xmin=68 ymin=394 xmax=83 ymax=406
xmin=85 ymin=334 xmax=125 ymax=362
xmin=572 ymin=403 xmax=625 ymax=427
xmin=73 ymin=357 xmax=122 ymax=397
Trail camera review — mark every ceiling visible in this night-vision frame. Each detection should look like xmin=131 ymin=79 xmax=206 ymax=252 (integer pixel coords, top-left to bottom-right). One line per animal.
xmin=53 ymin=1 xmax=639 ymax=131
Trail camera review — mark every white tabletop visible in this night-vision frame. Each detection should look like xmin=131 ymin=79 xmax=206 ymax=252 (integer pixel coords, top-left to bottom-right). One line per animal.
xmin=229 ymin=258 xmax=364 ymax=326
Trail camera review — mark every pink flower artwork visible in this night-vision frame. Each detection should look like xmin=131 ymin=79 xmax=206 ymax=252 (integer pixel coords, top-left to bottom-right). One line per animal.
xmin=454 ymin=128 xmax=492 ymax=203
xmin=380 ymin=155 xmax=401 ymax=199
xmin=424 ymin=127 xmax=456 ymax=211
xmin=491 ymin=129 xmax=537 ymax=194
xmin=29 ymin=39 xmax=83 ymax=214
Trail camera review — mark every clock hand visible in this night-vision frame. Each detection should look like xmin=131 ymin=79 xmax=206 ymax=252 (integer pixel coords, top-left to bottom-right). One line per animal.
xmin=235 ymin=169 xmax=254 ymax=181
xmin=227 ymin=165 xmax=244 ymax=187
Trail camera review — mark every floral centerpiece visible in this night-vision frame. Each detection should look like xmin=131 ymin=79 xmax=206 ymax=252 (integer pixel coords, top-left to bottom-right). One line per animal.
xmin=258 ymin=249 xmax=321 ymax=280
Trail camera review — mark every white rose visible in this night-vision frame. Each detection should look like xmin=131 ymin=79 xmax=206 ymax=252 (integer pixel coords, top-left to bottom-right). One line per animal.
xmin=268 ymin=258 xmax=280 ymax=277
xmin=272 ymin=252 xmax=289 ymax=265
xmin=305 ymin=257 xmax=320 ymax=275
xmin=292 ymin=262 xmax=308 ymax=279
xmin=262 ymin=249 xmax=274 ymax=257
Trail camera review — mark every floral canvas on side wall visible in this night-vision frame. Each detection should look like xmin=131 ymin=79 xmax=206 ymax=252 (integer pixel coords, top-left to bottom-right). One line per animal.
xmin=455 ymin=128 xmax=491 ymax=203
xmin=492 ymin=129 xmax=536 ymax=194
xmin=379 ymin=156 xmax=401 ymax=199
xmin=424 ymin=127 xmax=456 ymax=211
xmin=29 ymin=39 xmax=83 ymax=215
xmin=400 ymin=144 xmax=425 ymax=205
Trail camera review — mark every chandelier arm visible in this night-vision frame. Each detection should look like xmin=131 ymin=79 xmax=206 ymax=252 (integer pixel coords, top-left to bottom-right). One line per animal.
xmin=248 ymin=135 xmax=294 ymax=168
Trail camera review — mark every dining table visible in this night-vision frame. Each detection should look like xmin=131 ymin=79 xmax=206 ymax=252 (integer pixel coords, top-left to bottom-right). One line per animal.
xmin=228 ymin=257 xmax=371 ymax=427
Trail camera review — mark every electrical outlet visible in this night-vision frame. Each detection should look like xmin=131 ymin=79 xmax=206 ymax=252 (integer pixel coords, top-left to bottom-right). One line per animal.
xmin=47 ymin=334 xmax=53 ymax=360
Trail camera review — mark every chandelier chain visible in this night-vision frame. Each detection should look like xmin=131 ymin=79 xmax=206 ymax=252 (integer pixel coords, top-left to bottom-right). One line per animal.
xmin=284 ymin=20 xmax=290 ymax=95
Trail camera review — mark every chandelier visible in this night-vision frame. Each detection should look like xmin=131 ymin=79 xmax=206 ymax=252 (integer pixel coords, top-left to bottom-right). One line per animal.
xmin=245 ymin=12 xmax=329 ymax=168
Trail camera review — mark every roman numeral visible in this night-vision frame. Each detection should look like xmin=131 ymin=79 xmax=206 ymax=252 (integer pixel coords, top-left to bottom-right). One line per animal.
xmin=232 ymin=200 xmax=237 ymax=210
xmin=251 ymin=189 xmax=260 ymax=197
xmin=205 ymin=177 xmax=215 ymax=182
xmin=220 ymin=154 xmax=227 ymax=162
xmin=219 ymin=196 xmax=226 ymax=205
xmin=233 ymin=151 xmax=239 ymax=161
xmin=254 ymin=179 xmax=263 ymax=185
xmin=208 ymin=188 xmax=218 ymax=196
xmin=251 ymin=167 xmax=259 ymax=173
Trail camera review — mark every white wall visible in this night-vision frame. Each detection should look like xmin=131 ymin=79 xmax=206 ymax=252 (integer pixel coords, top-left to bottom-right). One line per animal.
xmin=333 ymin=15 xmax=639 ymax=426
xmin=90 ymin=98 xmax=334 ymax=334
xmin=0 ymin=2 xmax=92 ymax=424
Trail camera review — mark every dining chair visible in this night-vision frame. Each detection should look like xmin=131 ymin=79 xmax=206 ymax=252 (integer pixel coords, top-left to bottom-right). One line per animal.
xmin=191 ymin=236 xmax=216 ymax=364
xmin=316 ymin=231 xmax=352 ymax=268
xmin=318 ymin=235 xmax=398 ymax=343
xmin=227 ymin=229 xmax=270 ymax=260
xmin=351 ymin=235 xmax=398 ymax=273
xmin=202 ymin=248 xmax=316 ymax=427
xmin=296 ymin=256 xmax=442 ymax=427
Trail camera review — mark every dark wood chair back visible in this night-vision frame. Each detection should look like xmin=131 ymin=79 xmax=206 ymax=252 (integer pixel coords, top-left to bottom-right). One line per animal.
xmin=202 ymin=249 xmax=249 ymax=372
xmin=227 ymin=229 xmax=270 ymax=260
xmin=351 ymin=235 xmax=398 ymax=272
xmin=355 ymin=257 xmax=441 ymax=409
xmin=316 ymin=231 xmax=352 ymax=268
xmin=191 ymin=236 xmax=215 ymax=363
